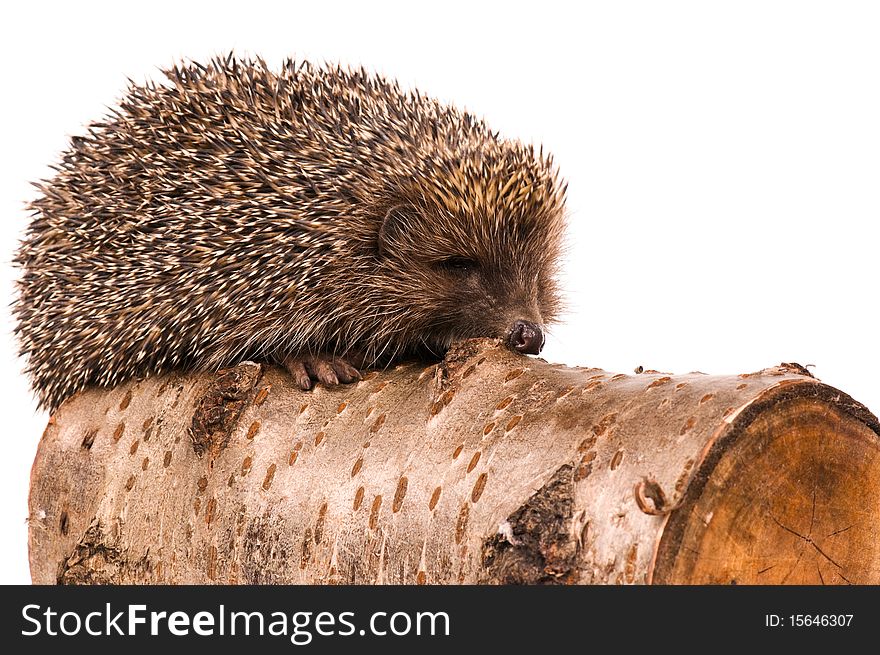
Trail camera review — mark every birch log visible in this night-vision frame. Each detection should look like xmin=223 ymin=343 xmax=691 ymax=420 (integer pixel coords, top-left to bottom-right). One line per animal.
xmin=28 ymin=339 xmax=880 ymax=585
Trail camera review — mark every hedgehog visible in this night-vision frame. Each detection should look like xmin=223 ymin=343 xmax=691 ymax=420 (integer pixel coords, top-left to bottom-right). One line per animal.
xmin=14 ymin=55 xmax=567 ymax=412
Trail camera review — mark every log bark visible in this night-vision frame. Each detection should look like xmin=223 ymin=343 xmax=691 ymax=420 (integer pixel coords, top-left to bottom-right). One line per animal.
xmin=28 ymin=339 xmax=880 ymax=585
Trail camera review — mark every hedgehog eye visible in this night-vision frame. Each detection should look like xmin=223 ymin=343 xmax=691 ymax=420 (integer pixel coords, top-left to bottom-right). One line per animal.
xmin=438 ymin=256 xmax=478 ymax=274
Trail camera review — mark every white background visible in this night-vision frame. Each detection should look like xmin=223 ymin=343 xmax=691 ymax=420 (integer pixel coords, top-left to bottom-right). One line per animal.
xmin=1 ymin=1 xmax=877 ymax=584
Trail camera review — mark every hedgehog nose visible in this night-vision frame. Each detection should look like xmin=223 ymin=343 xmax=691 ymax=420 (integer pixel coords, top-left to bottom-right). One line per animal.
xmin=509 ymin=320 xmax=544 ymax=355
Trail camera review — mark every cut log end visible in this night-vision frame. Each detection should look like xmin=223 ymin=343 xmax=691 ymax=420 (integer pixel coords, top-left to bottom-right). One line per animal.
xmin=654 ymin=392 xmax=880 ymax=584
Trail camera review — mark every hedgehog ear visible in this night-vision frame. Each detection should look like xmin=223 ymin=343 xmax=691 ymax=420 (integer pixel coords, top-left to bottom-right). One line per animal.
xmin=377 ymin=204 xmax=419 ymax=258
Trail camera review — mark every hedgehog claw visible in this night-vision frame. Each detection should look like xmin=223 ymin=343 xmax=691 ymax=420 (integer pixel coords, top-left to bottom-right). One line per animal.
xmin=283 ymin=354 xmax=361 ymax=389
xmin=283 ymin=358 xmax=313 ymax=390
xmin=330 ymin=358 xmax=362 ymax=384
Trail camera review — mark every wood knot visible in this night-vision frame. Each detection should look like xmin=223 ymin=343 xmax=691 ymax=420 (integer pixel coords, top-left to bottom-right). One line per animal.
xmin=189 ymin=362 xmax=263 ymax=458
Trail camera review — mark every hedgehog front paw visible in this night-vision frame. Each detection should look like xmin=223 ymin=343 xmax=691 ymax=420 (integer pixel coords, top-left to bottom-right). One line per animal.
xmin=282 ymin=354 xmax=362 ymax=390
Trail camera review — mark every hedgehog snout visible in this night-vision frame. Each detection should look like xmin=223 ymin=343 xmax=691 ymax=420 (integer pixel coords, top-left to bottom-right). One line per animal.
xmin=508 ymin=320 xmax=544 ymax=355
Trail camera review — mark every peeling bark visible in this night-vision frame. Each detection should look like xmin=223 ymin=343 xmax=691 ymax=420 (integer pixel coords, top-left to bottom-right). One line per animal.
xmin=57 ymin=520 xmax=151 ymax=585
xmin=190 ymin=363 xmax=263 ymax=458
xmin=28 ymin=339 xmax=880 ymax=584
xmin=480 ymin=464 xmax=578 ymax=584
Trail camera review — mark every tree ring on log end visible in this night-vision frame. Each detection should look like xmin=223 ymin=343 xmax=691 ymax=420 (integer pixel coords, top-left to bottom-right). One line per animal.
xmin=652 ymin=389 xmax=880 ymax=584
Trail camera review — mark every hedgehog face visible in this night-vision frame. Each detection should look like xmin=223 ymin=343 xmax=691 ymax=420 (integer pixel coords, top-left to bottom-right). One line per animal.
xmin=374 ymin=201 xmax=563 ymax=358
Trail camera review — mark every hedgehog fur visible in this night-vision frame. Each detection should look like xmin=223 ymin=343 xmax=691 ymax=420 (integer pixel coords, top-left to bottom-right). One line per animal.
xmin=15 ymin=54 xmax=567 ymax=411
